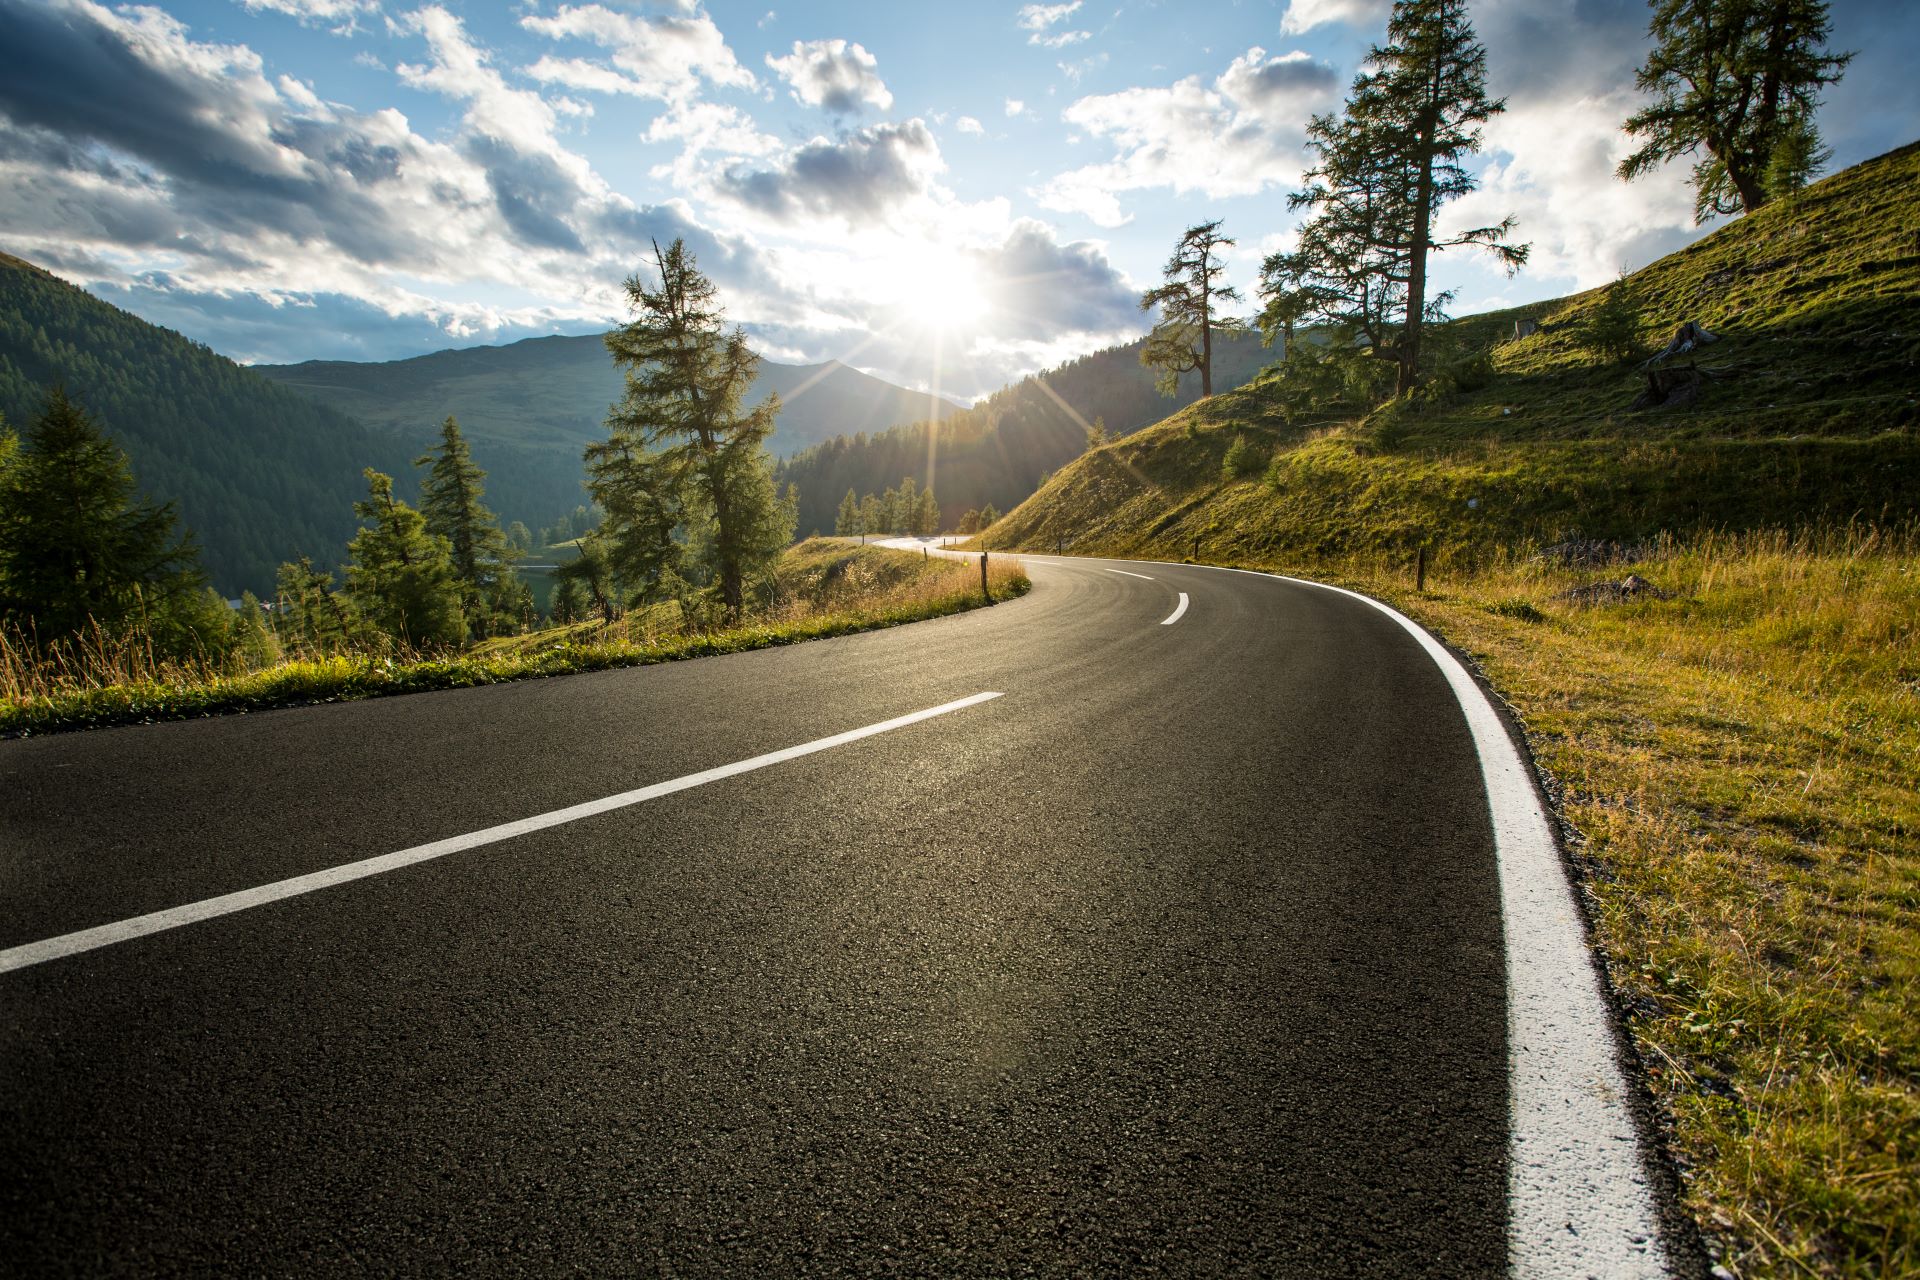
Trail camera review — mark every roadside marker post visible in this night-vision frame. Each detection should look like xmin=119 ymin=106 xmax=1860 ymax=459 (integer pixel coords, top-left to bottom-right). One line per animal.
xmin=980 ymin=551 xmax=990 ymax=601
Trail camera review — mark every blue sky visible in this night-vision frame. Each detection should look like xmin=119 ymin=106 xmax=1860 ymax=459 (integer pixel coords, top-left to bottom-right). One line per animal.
xmin=1 ymin=0 xmax=1913 ymax=401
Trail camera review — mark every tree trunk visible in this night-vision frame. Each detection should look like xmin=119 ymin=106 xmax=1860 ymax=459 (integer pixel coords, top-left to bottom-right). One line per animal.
xmin=1401 ymin=76 xmax=1441 ymax=397
xmin=1199 ymin=285 xmax=1213 ymax=398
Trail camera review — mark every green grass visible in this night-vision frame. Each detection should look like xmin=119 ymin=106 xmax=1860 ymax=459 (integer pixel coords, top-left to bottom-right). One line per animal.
xmin=0 ymin=540 xmax=1029 ymax=736
xmin=976 ymin=142 xmax=1920 ymax=1279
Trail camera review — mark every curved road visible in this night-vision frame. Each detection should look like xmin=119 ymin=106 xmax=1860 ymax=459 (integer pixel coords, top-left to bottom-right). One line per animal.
xmin=0 ymin=552 xmax=1688 ymax=1276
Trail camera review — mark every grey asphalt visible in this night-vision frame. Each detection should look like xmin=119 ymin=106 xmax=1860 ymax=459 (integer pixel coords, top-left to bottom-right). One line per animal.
xmin=2 ymin=556 xmax=1511 ymax=1276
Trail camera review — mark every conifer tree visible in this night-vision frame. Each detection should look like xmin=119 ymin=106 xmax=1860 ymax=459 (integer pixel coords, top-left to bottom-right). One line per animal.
xmin=1139 ymin=221 xmax=1241 ymax=397
xmin=600 ymin=238 xmax=788 ymax=619
xmin=1619 ymin=0 xmax=1852 ymax=219
xmin=912 ymin=487 xmax=940 ymax=537
xmin=897 ymin=476 xmax=918 ymax=536
xmin=416 ymin=415 xmax=518 ymax=636
xmin=0 ymin=387 xmax=203 ymax=644
xmin=274 ymin=556 xmax=357 ymax=653
xmin=835 ymin=488 xmax=862 ymax=536
xmin=344 ymin=468 xmax=467 ymax=649
xmin=1286 ymin=0 xmax=1527 ymax=396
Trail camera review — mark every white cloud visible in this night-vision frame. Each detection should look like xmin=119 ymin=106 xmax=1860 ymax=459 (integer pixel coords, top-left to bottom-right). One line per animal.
xmin=956 ymin=115 xmax=984 ymax=135
xmin=519 ymin=3 xmax=754 ymax=105
xmin=764 ymin=38 xmax=892 ymax=114
xmin=1004 ymin=97 xmax=1027 ymax=117
xmin=1035 ymin=47 xmax=1339 ymax=226
xmin=1017 ymin=0 xmax=1089 ymax=49
xmin=238 ymin=0 xmax=377 ymax=33
xmin=1278 ymin=0 xmax=1389 ymax=36
xmin=711 ymin=119 xmax=945 ymax=230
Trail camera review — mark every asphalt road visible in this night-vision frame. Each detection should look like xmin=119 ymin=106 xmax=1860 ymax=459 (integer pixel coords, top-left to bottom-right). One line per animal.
xmin=0 ymin=552 xmax=1675 ymax=1276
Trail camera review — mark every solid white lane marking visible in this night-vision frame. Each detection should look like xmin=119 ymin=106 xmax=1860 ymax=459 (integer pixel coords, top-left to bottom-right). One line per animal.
xmin=0 ymin=692 xmax=1005 ymax=976
xmin=1159 ymin=559 xmax=1670 ymax=1277
xmin=1104 ymin=567 xmax=1155 ymax=580
xmin=1160 ymin=593 xmax=1189 ymax=626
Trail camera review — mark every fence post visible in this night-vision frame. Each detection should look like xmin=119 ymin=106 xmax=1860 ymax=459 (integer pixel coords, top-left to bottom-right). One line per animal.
xmin=1191 ymin=535 xmax=1200 ymax=562
xmin=980 ymin=551 xmax=990 ymax=602
xmin=1416 ymin=545 xmax=1427 ymax=592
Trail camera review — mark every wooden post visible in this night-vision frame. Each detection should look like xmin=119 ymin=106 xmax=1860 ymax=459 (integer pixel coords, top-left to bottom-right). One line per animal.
xmin=1416 ymin=546 xmax=1427 ymax=592
xmin=1057 ymin=534 xmax=1063 ymax=555
xmin=1191 ymin=535 xmax=1200 ymax=562
xmin=980 ymin=551 xmax=990 ymax=602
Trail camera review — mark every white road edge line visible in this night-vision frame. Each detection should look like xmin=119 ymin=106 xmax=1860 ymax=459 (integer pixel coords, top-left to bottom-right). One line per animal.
xmin=0 ymin=691 xmax=1005 ymax=976
xmin=1154 ymin=559 xmax=1670 ymax=1278
xmin=1160 ymin=593 xmax=1189 ymax=626
xmin=1104 ymin=567 xmax=1155 ymax=580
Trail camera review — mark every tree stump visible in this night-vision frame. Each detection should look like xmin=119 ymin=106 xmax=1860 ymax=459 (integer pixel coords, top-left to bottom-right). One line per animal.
xmin=1630 ymin=365 xmax=1705 ymax=411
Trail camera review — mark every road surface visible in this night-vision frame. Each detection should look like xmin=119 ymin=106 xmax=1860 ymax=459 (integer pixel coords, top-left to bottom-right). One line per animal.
xmin=0 ymin=550 xmax=1689 ymax=1276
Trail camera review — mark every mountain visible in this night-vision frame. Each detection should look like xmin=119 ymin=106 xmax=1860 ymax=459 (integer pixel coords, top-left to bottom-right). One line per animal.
xmin=772 ymin=327 xmax=1276 ymax=535
xmin=980 ymin=142 xmax=1920 ymax=561
xmin=255 ymin=334 xmax=969 ymax=535
xmin=0 ymin=251 xmax=419 ymax=595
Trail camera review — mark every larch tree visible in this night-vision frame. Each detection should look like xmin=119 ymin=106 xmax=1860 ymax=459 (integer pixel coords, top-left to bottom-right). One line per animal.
xmin=598 ymin=238 xmax=789 ymax=620
xmin=344 ymin=468 xmax=467 ymax=650
xmin=1619 ymin=0 xmax=1852 ymax=220
xmin=912 ymin=487 xmax=940 ymax=537
xmin=416 ymin=415 xmax=519 ymax=636
xmin=1139 ymin=221 xmax=1242 ymax=397
xmin=835 ymin=489 xmax=862 ymax=536
xmin=1286 ymin=0 xmax=1527 ymax=396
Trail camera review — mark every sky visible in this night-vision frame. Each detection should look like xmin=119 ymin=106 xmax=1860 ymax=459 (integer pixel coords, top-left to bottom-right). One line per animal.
xmin=1 ymin=0 xmax=1914 ymax=403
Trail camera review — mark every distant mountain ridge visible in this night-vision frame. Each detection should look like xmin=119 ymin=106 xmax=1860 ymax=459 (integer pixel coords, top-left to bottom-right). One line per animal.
xmin=773 ymin=328 xmax=1276 ymax=535
xmin=0 ymin=250 xmax=419 ymax=595
xmin=255 ymin=332 xmax=970 ymax=550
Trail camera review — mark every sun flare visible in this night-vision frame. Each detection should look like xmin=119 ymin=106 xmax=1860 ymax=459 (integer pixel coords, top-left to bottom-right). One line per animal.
xmin=894 ymin=255 xmax=989 ymax=334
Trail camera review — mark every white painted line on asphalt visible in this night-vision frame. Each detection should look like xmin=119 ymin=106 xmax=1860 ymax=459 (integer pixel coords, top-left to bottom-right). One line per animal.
xmin=0 ymin=692 xmax=1005 ymax=976
xmin=1160 ymin=593 xmax=1189 ymax=626
xmin=1172 ymin=560 xmax=1670 ymax=1278
xmin=1104 ymin=567 xmax=1155 ymax=580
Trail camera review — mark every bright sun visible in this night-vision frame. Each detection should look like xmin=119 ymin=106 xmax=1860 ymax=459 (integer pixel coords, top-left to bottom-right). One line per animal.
xmin=895 ymin=255 xmax=989 ymax=334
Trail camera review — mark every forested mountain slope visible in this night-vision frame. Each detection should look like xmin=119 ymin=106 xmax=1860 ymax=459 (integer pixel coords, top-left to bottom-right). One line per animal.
xmin=0 ymin=252 xmax=417 ymax=594
xmin=774 ymin=327 xmax=1274 ymax=534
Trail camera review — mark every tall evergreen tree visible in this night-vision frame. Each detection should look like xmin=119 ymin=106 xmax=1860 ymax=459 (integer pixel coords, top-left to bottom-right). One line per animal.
xmin=1286 ymin=0 xmax=1527 ymax=396
xmin=835 ymin=488 xmax=862 ymax=536
xmin=273 ymin=556 xmax=357 ymax=653
xmin=0 ymin=387 xmax=203 ymax=644
xmin=912 ymin=487 xmax=940 ymax=537
xmin=1619 ymin=0 xmax=1852 ymax=219
xmin=600 ymin=238 xmax=788 ymax=619
xmin=1139 ymin=221 xmax=1242 ymax=397
xmin=415 ymin=415 xmax=518 ymax=635
xmin=344 ymin=468 xmax=467 ymax=649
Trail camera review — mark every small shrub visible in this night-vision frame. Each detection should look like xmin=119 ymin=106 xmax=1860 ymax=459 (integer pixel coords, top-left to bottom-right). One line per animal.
xmin=1574 ymin=273 xmax=1644 ymax=365
xmin=1486 ymin=597 xmax=1547 ymax=622
xmin=1222 ymin=433 xmax=1266 ymax=480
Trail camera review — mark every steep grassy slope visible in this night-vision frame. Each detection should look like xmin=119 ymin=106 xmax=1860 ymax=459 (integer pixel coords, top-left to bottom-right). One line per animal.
xmin=985 ymin=142 xmax=1919 ymax=563
xmin=0 ymin=252 xmax=418 ymax=594
xmin=775 ymin=326 xmax=1275 ymax=534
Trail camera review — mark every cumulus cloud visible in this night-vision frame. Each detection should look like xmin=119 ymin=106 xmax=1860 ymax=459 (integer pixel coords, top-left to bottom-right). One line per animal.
xmin=764 ymin=38 xmax=892 ymax=114
xmin=520 ymin=2 xmax=754 ymax=105
xmin=1035 ymin=47 xmax=1339 ymax=226
xmin=1278 ymin=0 xmax=1389 ymax=36
xmin=1017 ymin=1 xmax=1087 ymax=47
xmin=713 ymin=120 xmax=943 ymax=228
xmin=0 ymin=0 xmax=775 ymax=358
xmin=956 ymin=115 xmax=984 ymax=135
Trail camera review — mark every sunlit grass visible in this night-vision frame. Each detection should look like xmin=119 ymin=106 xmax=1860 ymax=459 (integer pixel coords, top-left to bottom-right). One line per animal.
xmin=1 ymin=539 xmax=1029 ymax=736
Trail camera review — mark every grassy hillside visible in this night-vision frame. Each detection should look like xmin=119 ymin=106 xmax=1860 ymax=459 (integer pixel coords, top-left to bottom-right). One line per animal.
xmin=775 ymin=326 xmax=1275 ymax=535
xmin=0 ymin=251 xmax=419 ymax=594
xmin=979 ymin=143 xmax=1920 ymax=1279
xmin=257 ymin=335 xmax=968 ymax=534
xmin=985 ymin=141 xmax=1919 ymax=563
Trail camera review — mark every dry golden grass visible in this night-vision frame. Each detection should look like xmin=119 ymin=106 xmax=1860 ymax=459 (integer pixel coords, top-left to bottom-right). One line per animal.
xmin=1355 ymin=527 xmax=1918 ymax=1279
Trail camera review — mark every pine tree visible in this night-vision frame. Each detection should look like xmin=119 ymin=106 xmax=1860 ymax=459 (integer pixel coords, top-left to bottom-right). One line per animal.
xmin=273 ymin=556 xmax=357 ymax=653
xmin=897 ymin=476 xmax=919 ymax=536
xmin=344 ymin=468 xmax=467 ymax=649
xmin=913 ymin=487 xmax=940 ymax=536
xmin=1619 ymin=0 xmax=1851 ymax=220
xmin=1286 ymin=0 xmax=1527 ymax=396
xmin=979 ymin=503 xmax=1000 ymax=527
xmin=835 ymin=489 xmax=862 ymax=536
xmin=0 ymin=387 xmax=203 ymax=644
xmin=1139 ymin=221 xmax=1242 ymax=397
xmin=600 ymin=238 xmax=786 ymax=620
xmin=416 ymin=415 xmax=518 ymax=636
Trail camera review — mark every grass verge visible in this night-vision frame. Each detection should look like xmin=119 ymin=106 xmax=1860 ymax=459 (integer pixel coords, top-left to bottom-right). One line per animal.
xmin=0 ymin=540 xmax=1029 ymax=736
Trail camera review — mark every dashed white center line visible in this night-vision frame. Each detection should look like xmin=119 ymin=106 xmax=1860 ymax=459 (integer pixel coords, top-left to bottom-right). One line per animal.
xmin=1161 ymin=593 xmax=1189 ymax=625
xmin=0 ymin=692 xmax=1005 ymax=976
xmin=1104 ymin=567 xmax=1155 ymax=580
